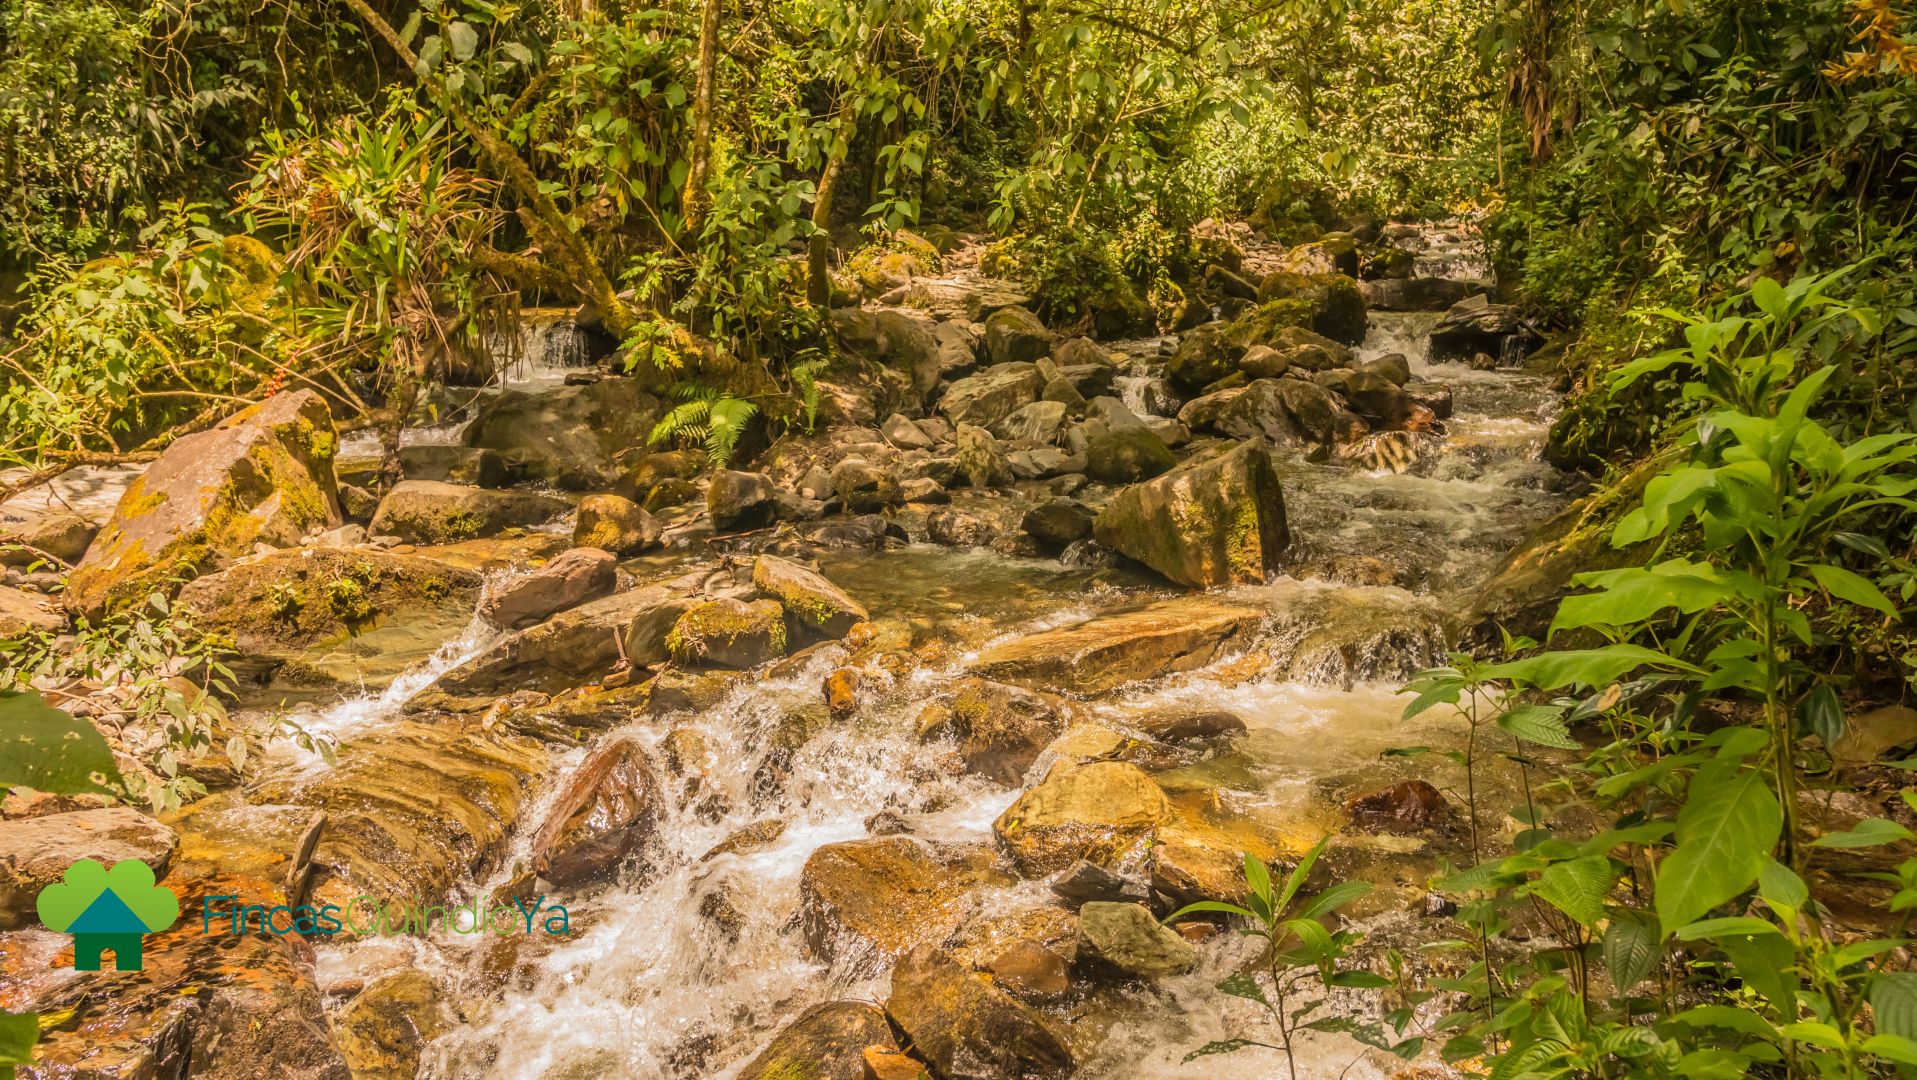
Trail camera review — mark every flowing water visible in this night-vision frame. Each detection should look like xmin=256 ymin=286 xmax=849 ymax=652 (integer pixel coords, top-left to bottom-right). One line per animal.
xmin=264 ymin=241 xmax=1572 ymax=1078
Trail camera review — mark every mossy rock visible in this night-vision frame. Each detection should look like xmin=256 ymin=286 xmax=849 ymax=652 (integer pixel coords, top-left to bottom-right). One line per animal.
xmin=736 ymin=1001 xmax=899 ymax=1080
xmin=1091 ymin=441 xmax=1289 ymax=589
xmin=1252 ymin=272 xmax=1368 ymax=345
xmin=665 ymin=597 xmax=788 ymax=668
xmin=368 ymin=481 xmax=570 ymax=544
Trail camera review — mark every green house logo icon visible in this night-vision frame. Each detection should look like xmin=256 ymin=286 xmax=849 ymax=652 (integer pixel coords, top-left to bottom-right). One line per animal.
xmin=35 ymin=859 xmax=179 ymax=971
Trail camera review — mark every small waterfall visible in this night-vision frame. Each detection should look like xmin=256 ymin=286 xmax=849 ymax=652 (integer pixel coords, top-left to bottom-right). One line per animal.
xmin=492 ymin=308 xmax=609 ymax=389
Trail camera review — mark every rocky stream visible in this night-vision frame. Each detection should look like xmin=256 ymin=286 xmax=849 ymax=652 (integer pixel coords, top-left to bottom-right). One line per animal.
xmin=0 ymin=222 xmax=1585 ymax=1079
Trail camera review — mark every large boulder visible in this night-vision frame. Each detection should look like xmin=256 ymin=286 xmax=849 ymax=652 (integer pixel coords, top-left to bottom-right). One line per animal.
xmin=0 ymin=808 xmax=177 ymax=929
xmin=799 ymin=838 xmax=1010 ymax=964
xmin=886 ymin=944 xmax=1075 ymax=1080
xmin=1182 ymin=378 xmax=1342 ymax=447
xmin=417 ymin=582 xmax=698 ymax=702
xmin=1361 ymin=277 xmax=1479 ymax=312
xmin=1342 ymin=369 xmax=1412 ymax=427
xmin=368 ymin=481 xmax=569 ymax=544
xmin=666 ymin=598 xmax=788 ymax=668
xmin=1429 ymin=295 xmax=1544 ymax=364
xmin=832 ymin=308 xmax=944 ymax=403
xmin=1252 ymin=272 xmax=1368 ymax=344
xmin=916 ymin=678 xmax=1071 ymax=785
xmin=0 ymin=584 xmax=64 ymax=638
xmin=971 ymin=596 xmax=1265 ymax=693
xmin=573 ymin=493 xmax=661 ymax=554
xmin=751 ymin=554 xmax=868 ymax=639
xmin=529 ymin=736 xmax=663 ymax=886
xmin=737 ymin=1002 xmax=901 ymax=1080
xmin=939 ymin=363 xmax=1043 ymax=429
xmin=396 ymin=445 xmax=515 ymax=488
xmin=464 ymin=378 xmax=661 ymax=490
xmin=66 ymin=389 xmax=341 ymax=618
xmin=479 ymin=547 xmax=617 ymax=630
xmin=1092 ymin=441 xmax=1288 ymax=589
xmin=1076 ymin=901 xmax=1198 ymax=978
xmin=991 ymin=400 xmax=1068 ymax=445
xmin=983 ymin=305 xmax=1055 ymax=364
xmin=1081 ymin=398 xmax=1176 ymax=485
xmin=708 ymin=470 xmax=780 ymax=532
xmin=993 ymin=761 xmax=1174 ymax=875
xmin=1166 ymin=322 xmax=1236 ymax=392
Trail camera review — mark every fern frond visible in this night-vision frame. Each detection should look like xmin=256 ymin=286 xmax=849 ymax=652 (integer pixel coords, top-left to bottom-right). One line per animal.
xmin=704 ymin=396 xmax=760 ymax=465
xmin=649 ymin=397 xmax=713 ymax=447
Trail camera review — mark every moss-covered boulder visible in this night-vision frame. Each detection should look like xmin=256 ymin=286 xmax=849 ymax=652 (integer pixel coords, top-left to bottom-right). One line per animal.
xmin=1253 ymin=271 xmax=1368 ymax=345
xmin=737 ymin=1001 xmax=901 ymax=1080
xmin=573 ymin=493 xmax=661 ymax=555
xmin=1182 ymin=377 xmax=1344 ymax=447
xmin=983 ymin=305 xmax=1055 ymax=364
xmin=751 ymin=554 xmax=868 ymax=639
xmin=1081 ymin=399 xmax=1176 ymax=485
xmin=916 ymin=677 xmax=1072 ymax=786
xmin=1076 ymin=901 xmax=1198 ymax=978
xmin=798 ymin=837 xmax=1012 ymax=964
xmin=66 ymin=389 xmax=342 ymax=619
xmin=368 ymin=480 xmax=569 ymax=544
xmin=992 ymin=760 xmax=1174 ymax=876
xmin=1092 ymin=441 xmax=1289 ymax=589
xmin=465 ymin=378 xmax=662 ymax=490
xmin=832 ymin=308 xmax=944 ymax=405
xmin=886 ymin=945 xmax=1075 ymax=1079
xmin=666 ymin=597 xmax=788 ymax=668
xmin=1166 ymin=321 xmax=1237 ymax=392
xmin=333 ymin=971 xmax=448 ymax=1080
xmin=178 ymin=547 xmax=482 ymax=664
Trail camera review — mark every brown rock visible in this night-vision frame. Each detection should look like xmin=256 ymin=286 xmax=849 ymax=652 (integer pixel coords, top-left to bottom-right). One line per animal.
xmin=885 ymin=944 xmax=1074 ymax=1080
xmin=480 ymin=547 xmax=618 ymax=629
xmin=368 ymin=480 xmax=570 ymax=544
xmin=529 ymin=737 xmax=664 ymax=886
xmin=1348 ymin=779 xmax=1450 ymax=832
xmin=0 ymin=583 xmax=64 ymax=638
xmin=333 ymin=970 xmax=447 ymax=1080
xmin=753 ymin=554 xmax=870 ymax=639
xmin=970 ymin=596 xmax=1265 ymax=694
xmin=826 ymin=668 xmax=863 ymax=716
xmin=987 ymin=940 xmax=1072 ymax=1004
xmin=573 ymin=493 xmax=661 ymax=555
xmin=864 ymin=1046 xmax=933 ymax=1079
xmin=1091 ymin=441 xmax=1289 ymax=589
xmin=993 ymin=761 xmax=1174 ymax=876
xmin=0 ymin=808 xmax=177 ymax=929
xmin=919 ymin=678 xmax=1070 ymax=786
xmin=798 ymin=837 xmax=1011 ymax=965
xmin=666 ymin=598 xmax=789 ymax=668
xmin=737 ymin=1001 xmax=899 ymax=1080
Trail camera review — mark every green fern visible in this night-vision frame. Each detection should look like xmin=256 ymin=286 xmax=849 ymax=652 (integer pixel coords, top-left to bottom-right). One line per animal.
xmin=788 ymin=354 xmax=827 ymax=434
xmin=648 ymin=382 xmax=759 ymax=466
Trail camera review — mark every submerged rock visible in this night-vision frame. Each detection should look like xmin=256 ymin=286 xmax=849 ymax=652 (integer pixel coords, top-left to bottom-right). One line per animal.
xmin=0 ymin=808 xmax=177 ymax=929
xmin=916 ymin=678 xmax=1071 ymax=786
xmin=1348 ymin=779 xmax=1450 ymax=833
xmin=1075 ymin=901 xmax=1198 ymax=978
xmin=480 ymin=547 xmax=617 ymax=630
xmin=334 ymin=970 xmax=448 ymax=1080
xmin=529 ymin=736 xmax=664 ymax=887
xmin=1093 ymin=441 xmax=1289 ymax=589
xmin=368 ymin=480 xmax=569 ymax=544
xmin=736 ymin=1001 xmax=900 ymax=1080
xmin=886 ymin=944 xmax=1075 ymax=1079
xmin=798 ymin=837 xmax=1011 ymax=965
xmin=66 ymin=389 xmax=342 ymax=618
xmin=465 ymin=377 xmax=661 ymax=490
xmin=993 ymin=760 xmax=1174 ymax=875
xmin=971 ymin=596 xmax=1265 ymax=694
xmin=751 ymin=553 xmax=869 ymax=639
xmin=666 ymin=598 xmax=788 ymax=668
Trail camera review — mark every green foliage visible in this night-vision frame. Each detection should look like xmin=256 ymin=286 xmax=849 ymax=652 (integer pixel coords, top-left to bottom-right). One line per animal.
xmin=0 ymin=1008 xmax=37 ymax=1080
xmin=0 ymin=690 xmax=123 ymax=798
xmin=649 ymin=384 xmax=762 ymax=467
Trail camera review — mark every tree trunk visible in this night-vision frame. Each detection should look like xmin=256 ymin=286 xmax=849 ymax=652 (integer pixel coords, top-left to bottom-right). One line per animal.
xmin=685 ymin=0 xmax=722 ymax=228
xmin=807 ymin=147 xmax=848 ymax=310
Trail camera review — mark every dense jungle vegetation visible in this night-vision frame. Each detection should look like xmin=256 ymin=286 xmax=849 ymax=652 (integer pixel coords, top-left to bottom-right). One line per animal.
xmin=5 ymin=0 xmax=1917 ymax=1077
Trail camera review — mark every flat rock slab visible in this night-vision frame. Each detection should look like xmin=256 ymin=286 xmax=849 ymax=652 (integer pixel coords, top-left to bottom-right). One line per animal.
xmin=968 ymin=597 xmax=1266 ymax=693
xmin=0 ymin=584 xmax=64 ymax=638
xmin=0 ymin=808 xmax=178 ymax=929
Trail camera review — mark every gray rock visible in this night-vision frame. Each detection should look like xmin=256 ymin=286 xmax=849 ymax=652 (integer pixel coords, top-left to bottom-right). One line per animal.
xmin=1076 ymin=901 xmax=1199 ymax=977
xmin=398 ymin=445 xmax=516 ymax=488
xmin=992 ymin=400 xmax=1068 ymax=445
xmin=481 ymin=547 xmax=618 ymax=630
xmin=466 ymin=378 xmax=661 ymax=490
xmin=708 ymin=470 xmax=779 ymax=532
xmin=1092 ymin=442 xmax=1288 ymax=589
xmin=881 ymin=412 xmax=936 ymax=450
xmin=983 ymin=305 xmax=1055 ymax=365
xmin=1021 ymin=498 xmax=1095 ymax=550
xmin=939 ymin=363 xmax=1043 ymax=429
xmin=368 ymin=481 xmax=570 ymax=544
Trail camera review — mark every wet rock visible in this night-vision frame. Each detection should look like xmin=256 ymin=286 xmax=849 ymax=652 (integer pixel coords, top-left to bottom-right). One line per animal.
xmin=954 ymin=424 xmax=1010 ymax=489
xmin=1 ymin=510 xmax=96 ymax=563
xmin=1093 ymin=442 xmax=1288 ymax=589
xmin=1049 ymin=860 xmax=1151 ymax=907
xmin=1135 ymin=709 xmax=1247 ymax=743
xmin=799 ymin=837 xmax=1011 ymax=964
xmin=667 ymin=597 xmax=788 ymax=668
xmin=1251 ymin=272 xmax=1368 ymax=345
xmin=0 ymin=808 xmax=176 ymax=929
xmin=918 ymin=678 xmax=1071 ymax=786
xmin=900 ymin=477 xmax=949 ymax=504
xmin=1342 ymin=369 xmax=1413 ymax=427
xmin=833 ymin=309 xmax=944 ymax=403
xmin=940 ymin=363 xmax=1043 ymax=429
xmin=865 ymin=1046 xmax=935 ymax=1079
xmin=1076 ymin=901 xmax=1198 ymax=978
xmin=994 ymin=761 xmax=1174 ymax=875
xmin=1348 ymin=779 xmax=1450 ymax=833
xmin=1404 ymin=380 xmax=1454 ymax=420
xmin=752 ymin=553 xmax=869 ymax=639
xmin=1167 ymin=322 xmax=1237 ymax=392
xmin=825 ymin=667 xmax=862 ymax=715
xmin=1184 ymin=377 xmax=1342 ymax=446
xmin=465 ymin=377 xmax=661 ymax=490
xmin=573 ymin=493 xmax=662 ymax=554
xmin=1081 ymin=405 xmax=1176 ymax=485
xmin=886 ymin=944 xmax=1075 ymax=1079
xmin=480 ymin=547 xmax=617 ymax=630
xmin=832 ymin=459 xmax=903 ymax=513
xmin=701 ymin=818 xmax=788 ymax=861
xmin=368 ymin=480 xmax=569 ymax=544
xmin=927 ymin=508 xmax=997 ymax=548
xmin=397 ymin=444 xmax=515 ymax=488
xmin=424 ymin=582 xmax=699 ymax=699
xmin=1360 ymin=352 xmax=1412 ymax=386
xmin=883 ymin=411 xmax=938 ymax=450
xmin=709 ymin=470 xmax=780 ymax=532
xmin=992 ymin=400 xmax=1068 ymax=444
xmin=1428 ymin=296 xmax=1543 ymax=364
xmin=530 ymin=736 xmax=664 ymax=886
xmin=983 ymin=305 xmax=1055 ymax=365
xmin=334 ymin=970 xmax=448 ymax=1080
xmin=1361 ymin=276 xmax=1478 ymax=311
xmin=986 ymin=940 xmax=1073 ymax=1006
xmin=495 ymin=683 xmax=648 ymax=742
xmin=0 ymin=583 xmax=63 ymax=638
xmin=973 ymin=596 xmax=1265 ymax=694
xmin=66 ymin=389 xmax=342 ymax=618
xmin=737 ymin=1001 xmax=900 ymax=1080
xmin=1020 ymin=498 xmax=1095 ymax=550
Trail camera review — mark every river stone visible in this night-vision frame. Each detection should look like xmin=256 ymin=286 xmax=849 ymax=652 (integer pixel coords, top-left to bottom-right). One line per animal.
xmin=991 ymin=400 xmax=1068 ymax=445
xmin=422 ymin=581 xmax=700 ymax=701
xmin=333 ymin=970 xmax=448 ymax=1080
xmin=798 ymin=837 xmax=1011 ymax=965
xmin=0 ymin=584 xmax=64 ymax=638
xmin=1020 ymin=498 xmax=1094 ymax=550
xmin=368 ymin=480 xmax=569 ymax=544
xmin=971 ymin=596 xmax=1265 ymax=694
xmin=1135 ymin=709 xmax=1248 ymax=743
xmin=882 ymin=411 xmax=937 ymax=450
xmin=1076 ymin=901 xmax=1198 ymax=978
xmin=708 ymin=470 xmax=779 ymax=532
xmin=1360 ymin=352 xmax=1413 ymax=386
xmin=831 ymin=458 xmax=902 ymax=513
xmin=465 ymin=377 xmax=661 ymax=490
xmin=886 ymin=944 xmax=1075 ymax=1079
xmin=1405 ymin=379 xmax=1454 ymax=419
xmin=530 ymin=736 xmax=664 ymax=886
xmin=1092 ymin=441 xmax=1289 ymax=589
xmin=1252 ymin=272 xmax=1367 ymax=344
xmin=1348 ymin=779 xmax=1450 ymax=832
xmin=17 ymin=898 xmax=351 ymax=1079
xmin=751 ymin=554 xmax=868 ymax=639
xmin=1360 ymin=276 xmax=1477 ymax=311
xmin=666 ymin=598 xmax=788 ymax=668
xmin=573 ymin=493 xmax=661 ymax=554
xmin=737 ymin=1001 xmax=900 ymax=1080
xmin=66 ymin=389 xmax=342 ymax=619
xmin=918 ymin=678 xmax=1072 ymax=786
xmin=397 ymin=444 xmax=515 ymax=488
xmin=993 ymin=760 xmax=1174 ymax=875
xmin=954 ymin=423 xmax=1010 ymax=488
xmin=1081 ymin=418 xmax=1176 ymax=486
xmin=940 ymin=363 xmax=1043 ymax=429
xmin=1429 ymin=296 xmax=1543 ymax=364
xmin=1049 ymin=860 xmax=1151 ymax=907
xmin=1 ymin=509 xmax=96 ymax=563
xmin=1190 ymin=377 xmax=1343 ymax=447
xmin=0 ymin=808 xmax=177 ymax=929
xmin=832 ymin=308 xmax=944 ymax=403
xmin=178 ymin=547 xmax=483 ymax=672
xmin=480 ymin=547 xmax=617 ymax=630
xmin=1166 ymin=322 xmax=1236 ymax=392
xmin=927 ymin=508 xmax=996 ymax=548
xmin=1343 ymin=369 xmax=1413 ymax=427
xmin=983 ymin=305 xmax=1054 ymax=365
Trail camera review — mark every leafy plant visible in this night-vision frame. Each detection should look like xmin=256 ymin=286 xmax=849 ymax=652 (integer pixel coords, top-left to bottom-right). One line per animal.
xmin=648 ymin=383 xmax=762 ymax=467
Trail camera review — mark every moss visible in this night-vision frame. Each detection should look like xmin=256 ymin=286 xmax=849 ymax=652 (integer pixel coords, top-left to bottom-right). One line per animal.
xmin=1224 ymin=494 xmax=1265 ymax=584
xmin=1224 ymin=299 xmax=1315 ymax=351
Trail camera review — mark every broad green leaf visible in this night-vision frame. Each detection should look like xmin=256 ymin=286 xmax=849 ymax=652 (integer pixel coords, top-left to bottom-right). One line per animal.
xmin=1164 ymin=900 xmax=1257 ymax=923
xmin=1810 ymin=818 xmax=1914 ymax=848
xmin=1297 ymin=881 xmax=1370 ymax=922
xmin=1757 ymin=859 xmax=1807 ymax=915
xmin=1671 ymin=916 xmax=1781 ymax=940
xmin=1603 ymin=909 xmax=1661 ymax=993
xmin=1809 ymin=563 xmax=1900 ymax=619
xmin=0 ymin=1010 xmax=34 ymax=1068
xmin=1482 ymin=645 xmax=1699 ymax=691
xmin=1796 ymin=683 xmax=1846 ymax=749
xmin=446 ymin=20 xmax=479 ymax=61
xmin=1534 ymin=856 xmax=1615 ymax=926
xmin=0 ymin=691 xmax=122 ymax=796
xmin=1498 ymin=705 xmax=1580 ymax=750
xmin=1873 ymin=972 xmax=1917 ymax=1041
xmin=1656 ymin=759 xmax=1779 ymax=928
xmin=1552 ymin=562 xmax=1731 ymax=632
xmin=1865 ymin=1034 xmax=1917 ymax=1066
xmin=1777 ymin=1022 xmax=1846 ymax=1050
